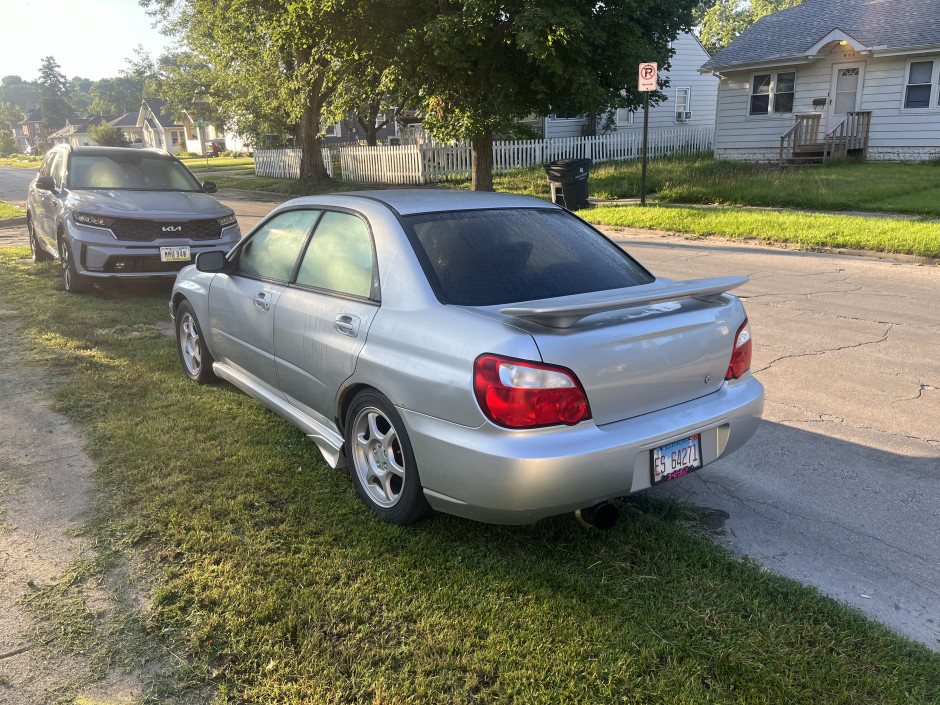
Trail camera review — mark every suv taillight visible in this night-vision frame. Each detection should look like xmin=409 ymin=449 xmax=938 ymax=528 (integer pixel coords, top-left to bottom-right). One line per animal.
xmin=473 ymin=355 xmax=591 ymax=428
xmin=726 ymin=318 xmax=752 ymax=380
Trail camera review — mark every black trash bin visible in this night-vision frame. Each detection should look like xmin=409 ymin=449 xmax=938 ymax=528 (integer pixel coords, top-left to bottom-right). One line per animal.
xmin=543 ymin=158 xmax=592 ymax=210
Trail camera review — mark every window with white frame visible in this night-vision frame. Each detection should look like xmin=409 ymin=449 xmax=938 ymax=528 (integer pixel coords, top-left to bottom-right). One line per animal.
xmin=615 ymin=108 xmax=634 ymax=125
xmin=323 ymin=122 xmax=342 ymax=137
xmin=905 ymin=60 xmax=934 ymax=109
xmin=749 ymin=72 xmax=795 ymax=115
xmin=548 ymin=109 xmax=583 ymax=120
xmin=675 ymin=87 xmax=691 ymax=120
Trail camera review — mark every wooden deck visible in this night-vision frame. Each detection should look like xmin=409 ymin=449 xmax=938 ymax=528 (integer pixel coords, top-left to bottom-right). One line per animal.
xmin=779 ymin=111 xmax=871 ymax=167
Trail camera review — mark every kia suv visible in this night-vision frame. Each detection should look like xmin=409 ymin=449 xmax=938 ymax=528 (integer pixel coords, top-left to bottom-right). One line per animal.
xmin=27 ymin=145 xmax=240 ymax=293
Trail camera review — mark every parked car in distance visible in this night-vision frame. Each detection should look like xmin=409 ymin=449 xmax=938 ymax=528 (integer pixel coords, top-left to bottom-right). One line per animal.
xmin=27 ymin=145 xmax=240 ymax=293
xmin=170 ymin=191 xmax=764 ymax=527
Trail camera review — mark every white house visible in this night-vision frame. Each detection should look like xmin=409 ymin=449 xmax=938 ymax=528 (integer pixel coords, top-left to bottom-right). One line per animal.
xmin=523 ymin=32 xmax=718 ymax=139
xmin=701 ymin=0 xmax=940 ymax=163
xmin=137 ymin=98 xmax=188 ymax=154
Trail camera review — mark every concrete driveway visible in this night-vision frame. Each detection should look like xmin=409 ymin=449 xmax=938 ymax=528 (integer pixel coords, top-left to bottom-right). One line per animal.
xmin=607 ymin=230 xmax=940 ymax=651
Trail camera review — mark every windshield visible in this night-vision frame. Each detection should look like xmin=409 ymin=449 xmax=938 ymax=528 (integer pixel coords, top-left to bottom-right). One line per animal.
xmin=68 ymin=154 xmax=202 ymax=191
xmin=405 ymin=208 xmax=654 ymax=306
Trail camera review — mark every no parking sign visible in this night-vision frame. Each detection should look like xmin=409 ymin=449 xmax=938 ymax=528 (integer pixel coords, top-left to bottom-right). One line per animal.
xmin=639 ymin=62 xmax=657 ymax=91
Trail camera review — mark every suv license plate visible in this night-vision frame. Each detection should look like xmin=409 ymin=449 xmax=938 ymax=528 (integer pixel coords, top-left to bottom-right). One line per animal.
xmin=160 ymin=246 xmax=191 ymax=262
xmin=651 ymin=434 xmax=702 ymax=484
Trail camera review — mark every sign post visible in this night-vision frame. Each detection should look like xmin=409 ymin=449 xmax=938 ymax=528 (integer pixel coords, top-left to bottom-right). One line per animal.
xmin=638 ymin=62 xmax=657 ymax=206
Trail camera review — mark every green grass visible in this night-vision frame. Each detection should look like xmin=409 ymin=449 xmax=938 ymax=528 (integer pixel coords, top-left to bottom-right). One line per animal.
xmin=0 ymin=201 xmax=25 ymax=219
xmin=582 ymin=205 xmax=940 ymax=260
xmin=0 ymin=155 xmax=43 ymax=168
xmin=178 ymin=156 xmax=256 ymax=173
xmin=1 ymin=246 xmax=938 ymax=703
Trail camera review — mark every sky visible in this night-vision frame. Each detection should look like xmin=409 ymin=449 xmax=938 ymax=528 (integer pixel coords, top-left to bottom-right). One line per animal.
xmin=1 ymin=0 xmax=177 ymax=82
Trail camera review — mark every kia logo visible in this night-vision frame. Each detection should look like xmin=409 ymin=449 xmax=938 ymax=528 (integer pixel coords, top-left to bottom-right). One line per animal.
xmin=162 ymin=225 xmax=182 ymax=232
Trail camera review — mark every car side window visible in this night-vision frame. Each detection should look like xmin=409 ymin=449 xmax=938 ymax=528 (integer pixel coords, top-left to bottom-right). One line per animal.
xmin=50 ymin=153 xmax=67 ymax=190
xmin=39 ymin=152 xmax=57 ymax=177
xmin=234 ymin=210 xmax=321 ymax=282
xmin=295 ymin=211 xmax=375 ymax=298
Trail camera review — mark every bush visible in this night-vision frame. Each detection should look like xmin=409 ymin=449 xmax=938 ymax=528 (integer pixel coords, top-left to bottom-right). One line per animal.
xmin=176 ymin=147 xmax=196 ymax=158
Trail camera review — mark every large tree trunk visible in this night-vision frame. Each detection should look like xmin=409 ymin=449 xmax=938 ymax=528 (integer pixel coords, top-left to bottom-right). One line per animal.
xmin=297 ymin=70 xmax=330 ymax=181
xmin=471 ymin=129 xmax=494 ymax=192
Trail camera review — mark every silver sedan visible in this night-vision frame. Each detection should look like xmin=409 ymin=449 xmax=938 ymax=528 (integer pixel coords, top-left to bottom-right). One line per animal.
xmin=170 ymin=190 xmax=763 ymax=526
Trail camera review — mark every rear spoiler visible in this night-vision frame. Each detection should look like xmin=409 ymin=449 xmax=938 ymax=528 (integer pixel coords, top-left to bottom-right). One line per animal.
xmin=499 ymin=276 xmax=748 ymax=328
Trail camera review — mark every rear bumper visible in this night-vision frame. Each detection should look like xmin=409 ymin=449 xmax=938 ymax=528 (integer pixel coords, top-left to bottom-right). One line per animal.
xmin=403 ymin=375 xmax=764 ymax=524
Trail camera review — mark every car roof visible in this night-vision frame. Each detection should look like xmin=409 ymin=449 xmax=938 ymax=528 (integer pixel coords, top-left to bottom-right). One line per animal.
xmin=280 ymin=189 xmax=559 ymax=216
xmin=57 ymin=145 xmax=172 ymax=159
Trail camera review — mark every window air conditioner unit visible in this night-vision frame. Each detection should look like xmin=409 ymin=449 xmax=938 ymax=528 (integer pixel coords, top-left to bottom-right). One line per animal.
xmin=676 ymin=111 xmax=692 ymax=122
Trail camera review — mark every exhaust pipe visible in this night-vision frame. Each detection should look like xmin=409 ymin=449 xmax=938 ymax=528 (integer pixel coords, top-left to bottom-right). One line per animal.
xmin=575 ymin=501 xmax=619 ymax=530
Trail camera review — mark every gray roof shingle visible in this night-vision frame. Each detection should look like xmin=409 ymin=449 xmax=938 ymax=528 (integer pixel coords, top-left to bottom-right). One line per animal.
xmin=702 ymin=0 xmax=940 ymax=70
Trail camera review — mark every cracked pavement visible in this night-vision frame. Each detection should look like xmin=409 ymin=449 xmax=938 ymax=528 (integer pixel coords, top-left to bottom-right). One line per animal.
xmin=604 ymin=229 xmax=940 ymax=650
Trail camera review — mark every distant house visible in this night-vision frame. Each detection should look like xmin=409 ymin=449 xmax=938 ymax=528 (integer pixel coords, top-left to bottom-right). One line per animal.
xmin=701 ymin=0 xmax=940 ymax=163
xmin=136 ymin=98 xmax=189 ymax=154
xmin=48 ymin=115 xmax=117 ymax=147
xmin=109 ymin=112 xmax=144 ymax=146
xmin=18 ymin=109 xmax=44 ymax=153
xmin=178 ymin=110 xmax=250 ymax=155
xmin=521 ymin=32 xmax=718 ymax=139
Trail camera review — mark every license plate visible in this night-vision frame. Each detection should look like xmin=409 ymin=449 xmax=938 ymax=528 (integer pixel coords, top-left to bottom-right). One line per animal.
xmin=651 ymin=434 xmax=702 ymax=484
xmin=160 ymin=246 xmax=191 ymax=262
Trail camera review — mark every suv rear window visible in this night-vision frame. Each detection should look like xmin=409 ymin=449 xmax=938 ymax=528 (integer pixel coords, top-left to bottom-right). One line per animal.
xmin=405 ymin=208 xmax=654 ymax=306
xmin=69 ymin=154 xmax=201 ymax=191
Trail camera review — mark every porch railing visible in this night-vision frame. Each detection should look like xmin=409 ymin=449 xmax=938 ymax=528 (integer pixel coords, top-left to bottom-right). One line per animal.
xmin=823 ymin=111 xmax=872 ymax=161
xmin=780 ymin=111 xmax=872 ymax=167
xmin=779 ymin=114 xmax=822 ymax=167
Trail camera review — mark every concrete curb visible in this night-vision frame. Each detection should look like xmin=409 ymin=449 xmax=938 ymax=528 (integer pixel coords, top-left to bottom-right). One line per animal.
xmin=0 ymin=216 xmax=27 ymax=229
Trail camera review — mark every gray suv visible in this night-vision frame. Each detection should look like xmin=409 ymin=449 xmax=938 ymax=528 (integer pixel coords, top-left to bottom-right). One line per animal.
xmin=27 ymin=145 xmax=240 ymax=292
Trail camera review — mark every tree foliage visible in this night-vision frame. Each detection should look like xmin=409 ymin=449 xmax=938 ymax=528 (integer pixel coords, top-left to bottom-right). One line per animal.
xmin=402 ymin=0 xmax=697 ymax=189
xmin=38 ymin=56 xmax=74 ymax=132
xmin=88 ymin=120 xmax=129 ymax=147
xmin=699 ymin=0 xmax=808 ymax=55
xmin=0 ymin=76 xmax=40 ymax=116
xmin=144 ymin=0 xmax=395 ymax=180
xmin=89 ymin=76 xmax=146 ymax=115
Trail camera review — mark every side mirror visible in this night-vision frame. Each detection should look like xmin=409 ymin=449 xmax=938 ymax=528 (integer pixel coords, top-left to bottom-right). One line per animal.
xmin=195 ymin=250 xmax=232 ymax=273
xmin=202 ymin=180 xmax=217 ymax=193
xmin=35 ymin=175 xmax=56 ymax=191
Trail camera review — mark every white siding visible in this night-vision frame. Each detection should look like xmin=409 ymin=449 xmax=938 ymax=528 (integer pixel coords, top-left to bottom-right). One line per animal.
xmin=541 ymin=33 xmax=718 ymax=140
xmin=714 ymin=42 xmax=940 ymax=161
xmin=616 ymin=32 xmax=719 ymax=133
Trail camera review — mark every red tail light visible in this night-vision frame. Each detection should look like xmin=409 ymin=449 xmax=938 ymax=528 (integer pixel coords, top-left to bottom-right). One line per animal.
xmin=473 ymin=355 xmax=592 ymax=428
xmin=726 ymin=318 xmax=752 ymax=380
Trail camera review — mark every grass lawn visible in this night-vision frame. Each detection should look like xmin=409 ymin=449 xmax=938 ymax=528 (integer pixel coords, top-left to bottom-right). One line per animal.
xmin=179 ymin=156 xmax=256 ymax=173
xmin=581 ymin=205 xmax=940 ymax=260
xmin=1 ymin=247 xmax=938 ymax=703
xmin=0 ymin=155 xmax=43 ymax=168
xmin=0 ymin=201 xmax=25 ymax=219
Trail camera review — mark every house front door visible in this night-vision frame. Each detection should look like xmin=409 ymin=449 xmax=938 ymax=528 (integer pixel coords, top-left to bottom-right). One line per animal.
xmin=827 ymin=63 xmax=865 ymax=130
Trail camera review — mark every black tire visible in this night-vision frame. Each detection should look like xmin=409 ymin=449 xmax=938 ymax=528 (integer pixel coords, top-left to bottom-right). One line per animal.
xmin=345 ymin=391 xmax=431 ymax=525
xmin=28 ymin=216 xmax=52 ymax=263
xmin=175 ymin=300 xmax=217 ymax=384
xmin=58 ymin=237 xmax=90 ymax=293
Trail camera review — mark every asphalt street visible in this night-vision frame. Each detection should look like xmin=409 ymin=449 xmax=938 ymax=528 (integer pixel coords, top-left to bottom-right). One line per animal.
xmin=610 ymin=230 xmax=940 ymax=651
xmin=0 ymin=166 xmax=37 ymax=206
xmin=2 ymin=180 xmax=938 ymax=650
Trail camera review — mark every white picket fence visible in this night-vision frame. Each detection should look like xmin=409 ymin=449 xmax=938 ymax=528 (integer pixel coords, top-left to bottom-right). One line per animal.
xmin=254 ymin=127 xmax=713 ymax=183
xmin=253 ymin=148 xmax=334 ymax=179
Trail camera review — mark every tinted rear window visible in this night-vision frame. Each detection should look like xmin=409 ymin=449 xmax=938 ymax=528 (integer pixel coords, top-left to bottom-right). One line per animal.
xmin=69 ymin=154 xmax=201 ymax=191
xmin=405 ymin=208 xmax=654 ymax=306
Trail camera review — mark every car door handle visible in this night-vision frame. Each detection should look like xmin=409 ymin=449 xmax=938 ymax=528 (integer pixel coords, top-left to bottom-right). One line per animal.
xmin=253 ymin=292 xmax=270 ymax=311
xmin=335 ymin=314 xmax=361 ymax=337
